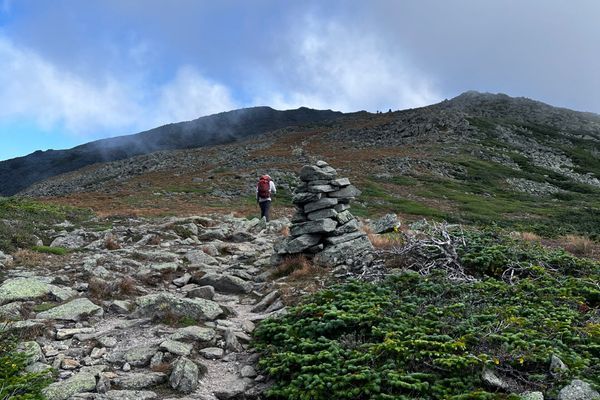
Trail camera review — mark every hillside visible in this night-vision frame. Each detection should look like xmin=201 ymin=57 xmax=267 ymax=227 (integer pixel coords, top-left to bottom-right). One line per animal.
xmin=1 ymin=92 xmax=599 ymax=399
xmin=0 ymin=107 xmax=343 ymax=196
xmin=21 ymin=91 xmax=600 ymax=239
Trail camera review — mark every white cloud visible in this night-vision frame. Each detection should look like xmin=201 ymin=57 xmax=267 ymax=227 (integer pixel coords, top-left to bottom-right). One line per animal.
xmin=0 ymin=36 xmax=238 ymax=137
xmin=152 ymin=66 xmax=237 ymax=126
xmin=253 ymin=17 xmax=441 ymax=112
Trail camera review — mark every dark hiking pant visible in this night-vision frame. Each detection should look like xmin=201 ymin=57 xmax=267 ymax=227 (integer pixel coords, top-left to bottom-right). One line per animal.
xmin=259 ymin=200 xmax=271 ymax=222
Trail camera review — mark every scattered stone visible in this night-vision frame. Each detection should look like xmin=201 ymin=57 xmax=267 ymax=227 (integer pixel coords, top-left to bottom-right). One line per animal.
xmin=199 ymin=347 xmax=224 ymax=360
xmin=214 ymin=379 xmax=246 ymax=400
xmin=169 ymin=357 xmax=199 ymax=394
xmin=240 ymin=365 xmax=257 ymax=378
xmin=193 ymin=273 xmax=252 ymax=294
xmin=105 ymin=390 xmax=158 ymax=400
xmin=225 ymin=329 xmax=243 ymax=352
xmin=251 ymin=290 xmax=280 ymax=313
xmin=481 ymin=368 xmax=511 ymax=391
xmin=558 ymin=379 xmax=600 ymax=400
xmin=122 ymin=363 xmax=131 ymax=372
xmin=185 ymin=285 xmax=215 ymax=300
xmin=43 ymin=372 xmax=97 ymax=400
xmin=62 ymin=358 xmax=81 ymax=370
xmin=133 ymin=292 xmax=222 ymax=321
xmin=160 ymin=339 xmax=193 ymax=356
xmin=109 ymin=300 xmax=132 ymax=314
xmin=172 ymin=273 xmax=192 ymax=287
xmin=124 ymin=345 xmax=158 ymax=367
xmin=521 ymin=392 xmax=544 ymax=400
xmin=185 ymin=250 xmax=218 ymax=266
xmin=550 ymin=354 xmax=569 ymax=374
xmin=170 ymin=326 xmax=215 ymax=343
xmin=0 ymin=278 xmax=76 ymax=305
xmin=114 ymin=372 xmax=167 ymax=390
xmin=37 ymin=298 xmax=103 ymax=321
xmin=57 ymin=327 xmax=95 ymax=340
xmin=370 ymin=213 xmax=401 ymax=234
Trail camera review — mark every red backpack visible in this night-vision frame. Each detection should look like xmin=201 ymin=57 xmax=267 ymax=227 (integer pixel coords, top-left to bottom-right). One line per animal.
xmin=257 ymin=175 xmax=271 ymax=198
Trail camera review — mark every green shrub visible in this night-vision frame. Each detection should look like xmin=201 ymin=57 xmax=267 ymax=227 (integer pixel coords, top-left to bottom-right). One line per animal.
xmin=0 ymin=335 xmax=52 ymax=399
xmin=31 ymin=246 xmax=69 ymax=256
xmin=254 ymin=231 xmax=599 ymax=399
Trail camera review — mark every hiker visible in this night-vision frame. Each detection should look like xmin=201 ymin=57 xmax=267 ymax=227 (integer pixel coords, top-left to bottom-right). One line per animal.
xmin=256 ymin=174 xmax=276 ymax=222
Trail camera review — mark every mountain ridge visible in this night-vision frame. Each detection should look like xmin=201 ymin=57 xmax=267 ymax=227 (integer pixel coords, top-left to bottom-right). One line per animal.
xmin=0 ymin=106 xmax=344 ymax=196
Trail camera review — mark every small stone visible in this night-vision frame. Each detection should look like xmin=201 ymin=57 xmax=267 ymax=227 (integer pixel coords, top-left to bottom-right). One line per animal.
xmin=61 ymin=358 xmax=81 ymax=370
xmin=173 ymin=273 xmax=192 ymax=287
xmin=185 ymin=285 xmax=215 ymax=300
xmin=558 ymin=379 xmax=600 ymax=400
xmin=199 ymin=347 xmax=224 ymax=360
xmin=159 ymin=340 xmax=193 ymax=356
xmin=240 ymin=365 xmax=257 ymax=378
xmin=521 ymin=392 xmax=544 ymax=400
xmin=122 ymin=363 xmax=131 ymax=372
xmin=242 ymin=320 xmax=255 ymax=333
xmin=169 ymin=357 xmax=199 ymax=394
xmin=91 ymin=347 xmax=107 ymax=359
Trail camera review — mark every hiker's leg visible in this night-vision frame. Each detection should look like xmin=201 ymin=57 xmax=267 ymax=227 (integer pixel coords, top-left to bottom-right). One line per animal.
xmin=264 ymin=200 xmax=271 ymax=222
xmin=259 ymin=201 xmax=267 ymax=219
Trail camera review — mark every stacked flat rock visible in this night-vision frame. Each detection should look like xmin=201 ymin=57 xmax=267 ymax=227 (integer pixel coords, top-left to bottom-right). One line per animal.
xmin=279 ymin=161 xmax=373 ymax=266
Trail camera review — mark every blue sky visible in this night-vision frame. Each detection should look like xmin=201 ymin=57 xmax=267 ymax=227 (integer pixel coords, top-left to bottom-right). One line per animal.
xmin=1 ymin=0 xmax=599 ymax=161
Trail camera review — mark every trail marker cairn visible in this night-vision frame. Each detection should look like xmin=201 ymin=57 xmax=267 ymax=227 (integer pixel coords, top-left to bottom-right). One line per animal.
xmin=277 ymin=161 xmax=373 ymax=266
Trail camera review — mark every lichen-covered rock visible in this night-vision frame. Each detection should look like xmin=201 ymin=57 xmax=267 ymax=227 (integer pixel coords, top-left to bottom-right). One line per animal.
xmin=314 ymin=235 xmax=373 ymax=267
xmin=113 ymin=372 xmax=167 ymax=390
xmin=289 ymin=218 xmax=337 ymax=236
xmin=184 ymin=249 xmax=218 ymax=266
xmin=37 ymin=298 xmax=103 ymax=321
xmin=43 ymin=372 xmax=97 ymax=400
xmin=303 ymin=197 xmax=338 ymax=213
xmin=123 ymin=345 xmax=159 ymax=367
xmin=284 ymin=234 xmax=321 ymax=254
xmin=169 ymin=357 xmax=199 ymax=394
xmin=159 ymin=339 xmax=193 ymax=356
xmin=328 ymin=185 xmax=361 ymax=199
xmin=370 ymin=213 xmax=401 ymax=234
xmin=133 ymin=292 xmax=222 ymax=321
xmin=0 ymin=277 xmax=76 ymax=305
xmin=558 ymin=379 xmax=600 ymax=400
xmin=299 ymin=165 xmax=337 ymax=182
xmin=170 ymin=326 xmax=215 ymax=342
xmin=105 ymin=390 xmax=158 ymax=400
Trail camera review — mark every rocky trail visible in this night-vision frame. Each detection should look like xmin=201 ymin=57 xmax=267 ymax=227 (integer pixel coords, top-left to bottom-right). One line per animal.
xmin=0 ymin=214 xmax=292 ymax=400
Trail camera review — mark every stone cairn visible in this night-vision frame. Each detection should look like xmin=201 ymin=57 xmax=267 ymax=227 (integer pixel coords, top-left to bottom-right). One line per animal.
xmin=276 ymin=160 xmax=373 ymax=267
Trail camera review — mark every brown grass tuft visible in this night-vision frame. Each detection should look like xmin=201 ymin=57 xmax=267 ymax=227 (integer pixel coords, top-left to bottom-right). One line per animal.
xmin=150 ymin=362 xmax=172 ymax=374
xmin=118 ymin=276 xmax=138 ymax=296
xmin=561 ymin=234 xmax=593 ymax=257
xmin=88 ymin=277 xmax=113 ymax=300
xmin=104 ymin=235 xmax=121 ymax=250
xmin=148 ymin=235 xmax=161 ymax=246
xmin=520 ymin=231 xmax=541 ymax=242
xmin=13 ymin=249 xmax=46 ymax=267
xmin=279 ymin=225 xmax=290 ymax=237
xmin=273 ymin=255 xmax=313 ymax=279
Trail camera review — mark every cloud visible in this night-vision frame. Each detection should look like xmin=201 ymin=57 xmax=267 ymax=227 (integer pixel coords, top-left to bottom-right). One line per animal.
xmin=152 ymin=66 xmax=237 ymax=126
xmin=0 ymin=35 xmax=238 ymax=138
xmin=252 ymin=16 xmax=441 ymax=112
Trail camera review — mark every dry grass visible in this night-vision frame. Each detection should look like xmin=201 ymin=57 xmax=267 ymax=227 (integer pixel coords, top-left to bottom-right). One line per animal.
xmin=13 ymin=249 xmax=46 ymax=267
xmin=104 ymin=235 xmax=121 ymax=250
xmin=118 ymin=276 xmax=138 ymax=296
xmin=150 ymin=362 xmax=172 ymax=374
xmin=280 ymin=225 xmax=290 ymax=237
xmin=88 ymin=277 xmax=113 ymax=300
xmin=561 ymin=234 xmax=594 ymax=257
xmin=361 ymin=224 xmax=404 ymax=250
xmin=148 ymin=235 xmax=161 ymax=246
xmin=272 ymin=255 xmax=314 ymax=279
xmin=517 ymin=231 xmax=542 ymax=242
